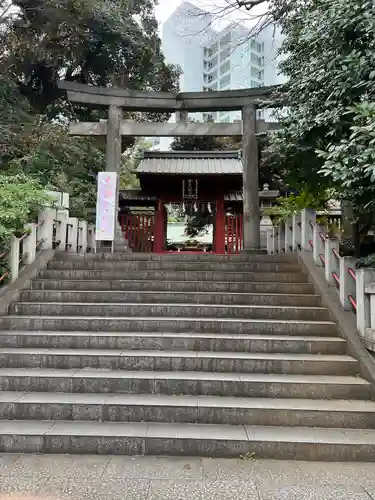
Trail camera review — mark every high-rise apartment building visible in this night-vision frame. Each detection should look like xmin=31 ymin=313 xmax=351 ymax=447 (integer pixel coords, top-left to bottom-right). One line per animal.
xmin=151 ymin=1 xmax=283 ymax=150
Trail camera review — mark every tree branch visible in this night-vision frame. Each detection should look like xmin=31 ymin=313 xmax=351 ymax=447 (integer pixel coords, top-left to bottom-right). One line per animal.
xmin=236 ymin=0 xmax=267 ymax=11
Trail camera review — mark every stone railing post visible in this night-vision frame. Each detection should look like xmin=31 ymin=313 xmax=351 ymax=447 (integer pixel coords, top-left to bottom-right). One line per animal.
xmin=356 ymin=269 xmax=375 ymax=337
xmin=267 ymin=227 xmax=277 ymax=254
xmin=9 ymin=236 xmax=20 ymax=283
xmin=277 ymin=222 xmax=285 ymax=253
xmin=292 ymin=213 xmax=301 ymax=251
xmin=284 ymin=219 xmax=293 ymax=253
xmin=274 ymin=227 xmax=279 ymax=253
xmin=55 ymin=209 xmax=69 ymax=251
xmin=87 ymin=224 xmax=96 ymax=252
xmin=23 ymin=223 xmax=37 ymax=265
xmin=37 ymin=207 xmax=55 ymax=250
xmin=301 ymin=209 xmax=316 ymax=251
xmin=324 ymin=237 xmax=340 ymax=285
xmin=67 ymin=217 xmax=79 ymax=253
xmin=313 ymin=223 xmax=326 ymax=267
xmin=339 ymin=257 xmax=357 ymax=310
xmin=78 ymin=220 xmax=88 ymax=254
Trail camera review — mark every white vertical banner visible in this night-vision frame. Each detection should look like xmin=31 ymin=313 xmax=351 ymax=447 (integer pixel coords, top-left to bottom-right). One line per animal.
xmin=95 ymin=172 xmax=117 ymax=241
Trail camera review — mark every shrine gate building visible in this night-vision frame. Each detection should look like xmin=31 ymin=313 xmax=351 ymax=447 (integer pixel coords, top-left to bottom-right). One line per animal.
xmin=119 ymin=150 xmax=278 ymax=254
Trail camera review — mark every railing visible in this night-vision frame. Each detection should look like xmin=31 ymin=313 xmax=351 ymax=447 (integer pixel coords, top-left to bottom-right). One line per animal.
xmin=267 ymin=208 xmax=375 ymax=352
xmin=225 ymin=214 xmax=243 ymax=254
xmin=0 ymin=191 xmax=95 ymax=287
xmin=120 ymin=214 xmax=154 ymax=253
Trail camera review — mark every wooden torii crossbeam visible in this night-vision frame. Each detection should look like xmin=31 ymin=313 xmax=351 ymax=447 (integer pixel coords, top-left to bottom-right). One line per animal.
xmin=58 ymin=80 xmax=278 ymax=252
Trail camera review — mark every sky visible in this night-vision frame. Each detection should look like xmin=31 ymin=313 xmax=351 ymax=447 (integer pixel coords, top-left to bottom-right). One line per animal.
xmin=155 ymin=0 xmax=268 ymax=27
xmin=155 ymin=0 xmax=184 ymax=23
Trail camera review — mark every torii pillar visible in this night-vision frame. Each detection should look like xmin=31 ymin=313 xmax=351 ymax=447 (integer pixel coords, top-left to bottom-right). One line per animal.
xmin=242 ymin=104 xmax=260 ymax=252
xmin=106 ymin=104 xmax=127 ymax=251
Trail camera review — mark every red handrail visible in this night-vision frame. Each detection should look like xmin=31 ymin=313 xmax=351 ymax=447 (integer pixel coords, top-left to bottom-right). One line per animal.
xmin=348 ymin=295 xmax=357 ymax=310
xmin=319 ymin=254 xmax=326 ymax=266
xmin=332 ymin=272 xmax=340 ymax=286
xmin=332 ymin=248 xmax=340 ymax=259
xmin=348 ymin=268 xmax=356 ymax=281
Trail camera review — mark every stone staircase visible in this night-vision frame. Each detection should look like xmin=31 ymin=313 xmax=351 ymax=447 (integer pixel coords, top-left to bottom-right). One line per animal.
xmin=0 ymin=252 xmax=375 ymax=460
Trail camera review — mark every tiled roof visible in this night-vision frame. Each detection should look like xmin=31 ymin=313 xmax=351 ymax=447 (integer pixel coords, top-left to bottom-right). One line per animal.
xmin=137 ymin=151 xmax=242 ymax=175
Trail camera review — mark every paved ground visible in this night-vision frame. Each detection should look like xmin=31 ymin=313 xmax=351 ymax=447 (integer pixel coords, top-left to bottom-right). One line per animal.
xmin=0 ymin=454 xmax=375 ymax=499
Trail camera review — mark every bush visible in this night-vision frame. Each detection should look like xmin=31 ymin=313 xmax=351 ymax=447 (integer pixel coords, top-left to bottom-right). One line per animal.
xmin=0 ymin=174 xmax=51 ymax=249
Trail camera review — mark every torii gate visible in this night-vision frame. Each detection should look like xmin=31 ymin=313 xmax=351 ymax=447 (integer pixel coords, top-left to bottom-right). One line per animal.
xmin=58 ymin=81 xmax=277 ymax=252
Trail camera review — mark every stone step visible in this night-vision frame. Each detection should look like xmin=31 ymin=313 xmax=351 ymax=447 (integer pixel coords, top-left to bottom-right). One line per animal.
xmin=1 ymin=392 xmax=375 ymax=428
xmin=48 ymin=260 xmax=301 ymax=272
xmin=1 ymin=419 xmax=375 ymax=460
xmin=40 ymin=269 xmax=308 ymax=283
xmin=54 ymin=251 xmax=297 ymax=263
xmin=0 ymin=331 xmax=345 ymax=354
xmin=0 ymin=368 xmax=370 ymax=399
xmin=31 ymin=279 xmax=316 ymax=295
xmin=20 ymin=290 xmax=322 ymax=307
xmin=0 ymin=316 xmax=337 ymax=335
xmin=10 ymin=302 xmax=331 ymax=321
xmin=0 ymin=349 xmax=357 ymax=375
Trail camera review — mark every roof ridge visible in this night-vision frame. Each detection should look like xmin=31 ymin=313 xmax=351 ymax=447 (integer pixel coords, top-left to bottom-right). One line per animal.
xmin=143 ymin=150 xmax=241 ymax=159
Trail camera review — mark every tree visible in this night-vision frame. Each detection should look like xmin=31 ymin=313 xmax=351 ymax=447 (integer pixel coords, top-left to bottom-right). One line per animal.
xmin=263 ymin=0 xmax=375 ymax=248
xmin=318 ymin=102 xmax=375 ymax=217
xmin=170 ymin=135 xmax=226 ymax=151
xmin=0 ymin=174 xmax=51 ymax=247
xmin=0 ymin=76 xmax=33 ymax=166
xmin=318 ymin=102 xmax=375 ymax=255
xmin=180 ymin=0 xmax=281 ymax=47
xmin=120 ymin=139 xmax=152 ymax=191
xmin=0 ymin=0 xmax=180 ymax=230
xmin=1 ymin=0 xmax=180 ymax=117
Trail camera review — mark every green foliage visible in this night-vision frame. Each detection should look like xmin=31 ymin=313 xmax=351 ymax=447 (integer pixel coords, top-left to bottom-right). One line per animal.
xmin=1 ymin=0 xmax=180 ymax=117
xmin=265 ymin=0 xmax=375 ymax=201
xmin=120 ymin=139 xmax=152 ymax=191
xmin=0 ymin=76 xmax=33 ymax=165
xmin=318 ymin=102 xmax=375 ymax=227
xmin=184 ymin=212 xmax=212 ymax=238
xmin=267 ymin=190 xmax=330 ymax=223
xmin=0 ymin=174 xmax=50 ymax=248
xmin=0 ymin=0 xmax=180 ymax=238
xmin=170 ymin=135 xmax=226 ymax=152
xmin=357 ymin=253 xmax=375 ymax=268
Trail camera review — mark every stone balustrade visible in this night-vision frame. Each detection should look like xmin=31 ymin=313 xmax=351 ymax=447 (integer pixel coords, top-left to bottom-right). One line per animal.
xmin=268 ymin=208 xmax=375 ymax=352
xmin=0 ymin=191 xmax=95 ymax=285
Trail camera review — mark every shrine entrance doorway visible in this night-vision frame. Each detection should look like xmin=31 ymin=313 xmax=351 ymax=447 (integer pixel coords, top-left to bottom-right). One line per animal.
xmin=165 ymin=200 xmax=215 ymax=253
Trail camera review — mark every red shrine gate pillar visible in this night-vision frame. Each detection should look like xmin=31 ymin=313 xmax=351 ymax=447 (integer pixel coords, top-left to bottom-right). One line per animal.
xmin=154 ymin=200 xmax=165 ymax=253
xmin=215 ymin=198 xmax=225 ymax=254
